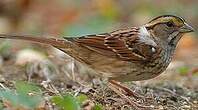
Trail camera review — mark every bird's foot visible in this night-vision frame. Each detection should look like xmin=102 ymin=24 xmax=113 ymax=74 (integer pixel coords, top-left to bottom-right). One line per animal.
xmin=108 ymin=80 xmax=154 ymax=109
xmin=109 ymin=80 xmax=145 ymax=99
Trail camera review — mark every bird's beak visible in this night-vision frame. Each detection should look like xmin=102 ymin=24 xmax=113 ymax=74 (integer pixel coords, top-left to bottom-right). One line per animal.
xmin=179 ymin=22 xmax=194 ymax=33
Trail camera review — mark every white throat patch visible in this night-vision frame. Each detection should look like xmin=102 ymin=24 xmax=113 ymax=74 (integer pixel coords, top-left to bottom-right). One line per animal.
xmin=138 ymin=26 xmax=157 ymax=47
xmin=139 ymin=26 xmax=150 ymax=37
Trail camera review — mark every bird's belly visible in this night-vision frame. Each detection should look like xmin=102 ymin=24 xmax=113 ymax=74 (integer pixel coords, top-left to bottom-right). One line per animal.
xmin=111 ymin=57 xmax=172 ymax=82
xmin=110 ymin=63 xmax=169 ymax=82
xmin=90 ymin=58 xmax=132 ymax=78
xmin=88 ymin=57 xmax=171 ymax=81
xmin=79 ymin=49 xmax=172 ymax=82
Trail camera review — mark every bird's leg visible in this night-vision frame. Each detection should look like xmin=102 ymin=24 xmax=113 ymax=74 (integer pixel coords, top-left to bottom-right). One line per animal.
xmin=109 ymin=80 xmax=145 ymax=99
xmin=108 ymin=82 xmax=152 ymax=109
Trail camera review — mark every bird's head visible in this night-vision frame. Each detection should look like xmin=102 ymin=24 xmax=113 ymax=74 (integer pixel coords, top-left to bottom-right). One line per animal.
xmin=145 ymin=15 xmax=194 ymax=46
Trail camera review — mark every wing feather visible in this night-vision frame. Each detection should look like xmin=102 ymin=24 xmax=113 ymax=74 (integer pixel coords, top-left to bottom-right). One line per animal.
xmin=65 ymin=27 xmax=157 ymax=62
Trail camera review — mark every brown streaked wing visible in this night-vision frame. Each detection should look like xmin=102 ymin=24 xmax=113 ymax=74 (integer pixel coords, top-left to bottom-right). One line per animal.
xmin=65 ymin=28 xmax=146 ymax=62
xmin=67 ymin=33 xmax=117 ymax=57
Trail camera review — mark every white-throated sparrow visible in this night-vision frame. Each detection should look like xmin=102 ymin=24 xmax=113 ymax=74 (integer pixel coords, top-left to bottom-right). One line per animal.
xmin=0 ymin=15 xmax=194 ymax=108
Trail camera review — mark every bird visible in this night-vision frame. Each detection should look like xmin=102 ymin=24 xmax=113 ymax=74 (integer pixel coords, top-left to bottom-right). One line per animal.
xmin=0 ymin=15 xmax=194 ymax=108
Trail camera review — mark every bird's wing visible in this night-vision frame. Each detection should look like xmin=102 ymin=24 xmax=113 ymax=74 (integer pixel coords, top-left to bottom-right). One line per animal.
xmin=65 ymin=27 xmax=159 ymax=62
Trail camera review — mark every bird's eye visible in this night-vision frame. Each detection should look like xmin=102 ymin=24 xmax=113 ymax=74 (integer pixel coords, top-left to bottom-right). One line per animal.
xmin=166 ymin=21 xmax=174 ymax=27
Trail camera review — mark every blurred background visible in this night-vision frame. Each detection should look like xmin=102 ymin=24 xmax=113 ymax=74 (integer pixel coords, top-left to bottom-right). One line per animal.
xmin=0 ymin=0 xmax=197 ymax=83
xmin=0 ymin=1 xmax=197 ymax=109
xmin=0 ymin=0 xmax=197 ymax=35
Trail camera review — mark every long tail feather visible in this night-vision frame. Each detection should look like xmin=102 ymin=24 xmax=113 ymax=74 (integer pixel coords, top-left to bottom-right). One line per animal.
xmin=0 ymin=34 xmax=90 ymax=63
xmin=0 ymin=34 xmax=71 ymax=48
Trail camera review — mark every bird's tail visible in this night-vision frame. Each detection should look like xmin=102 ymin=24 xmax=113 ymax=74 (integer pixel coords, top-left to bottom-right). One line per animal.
xmin=0 ymin=34 xmax=90 ymax=63
xmin=0 ymin=34 xmax=73 ymax=48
